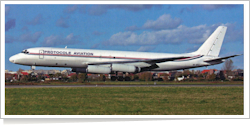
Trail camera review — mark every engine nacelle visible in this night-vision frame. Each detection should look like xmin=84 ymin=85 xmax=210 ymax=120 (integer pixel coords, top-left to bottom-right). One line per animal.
xmin=72 ymin=65 xmax=111 ymax=74
xmin=72 ymin=64 xmax=140 ymax=74
xmin=111 ymin=64 xmax=141 ymax=73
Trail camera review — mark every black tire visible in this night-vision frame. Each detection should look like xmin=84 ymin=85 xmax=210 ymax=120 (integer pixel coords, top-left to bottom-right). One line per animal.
xmin=125 ymin=76 xmax=131 ymax=81
xmin=117 ymin=76 xmax=124 ymax=81
xmin=111 ymin=76 xmax=117 ymax=81
xmin=158 ymin=78 xmax=163 ymax=81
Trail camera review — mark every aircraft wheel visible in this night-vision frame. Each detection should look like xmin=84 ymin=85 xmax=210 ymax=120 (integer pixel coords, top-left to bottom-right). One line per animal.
xmin=117 ymin=76 xmax=124 ymax=81
xmin=125 ymin=76 xmax=131 ymax=81
xmin=111 ymin=76 xmax=117 ymax=81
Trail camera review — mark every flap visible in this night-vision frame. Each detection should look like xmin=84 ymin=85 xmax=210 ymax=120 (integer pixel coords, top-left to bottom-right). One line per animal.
xmin=204 ymin=54 xmax=242 ymax=62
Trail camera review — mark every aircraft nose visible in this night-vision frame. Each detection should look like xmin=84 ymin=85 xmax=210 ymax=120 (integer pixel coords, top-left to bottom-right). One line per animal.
xmin=9 ymin=55 xmax=16 ymax=63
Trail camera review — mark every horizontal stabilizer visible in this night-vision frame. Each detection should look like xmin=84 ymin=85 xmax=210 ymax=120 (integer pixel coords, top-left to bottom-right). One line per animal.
xmin=204 ymin=54 xmax=242 ymax=62
xmin=88 ymin=56 xmax=188 ymax=65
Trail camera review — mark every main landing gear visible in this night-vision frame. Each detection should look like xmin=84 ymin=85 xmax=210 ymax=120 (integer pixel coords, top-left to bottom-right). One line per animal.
xmin=111 ymin=76 xmax=117 ymax=81
xmin=111 ymin=72 xmax=118 ymax=81
xmin=111 ymin=72 xmax=131 ymax=81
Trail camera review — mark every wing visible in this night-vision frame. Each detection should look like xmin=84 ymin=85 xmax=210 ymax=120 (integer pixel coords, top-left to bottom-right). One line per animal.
xmin=87 ymin=56 xmax=188 ymax=65
xmin=204 ymin=54 xmax=242 ymax=63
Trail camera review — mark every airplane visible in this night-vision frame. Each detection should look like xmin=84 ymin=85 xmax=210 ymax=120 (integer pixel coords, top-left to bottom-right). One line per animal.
xmin=9 ymin=26 xmax=242 ymax=81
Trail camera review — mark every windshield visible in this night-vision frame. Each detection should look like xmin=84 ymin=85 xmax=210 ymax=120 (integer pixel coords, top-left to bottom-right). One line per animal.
xmin=21 ymin=50 xmax=29 ymax=54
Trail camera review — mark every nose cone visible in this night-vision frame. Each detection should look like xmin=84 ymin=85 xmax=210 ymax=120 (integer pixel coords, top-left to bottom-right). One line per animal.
xmin=9 ymin=55 xmax=16 ymax=63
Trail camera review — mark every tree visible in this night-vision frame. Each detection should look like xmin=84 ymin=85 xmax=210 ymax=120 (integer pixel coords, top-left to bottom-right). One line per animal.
xmin=183 ymin=70 xmax=191 ymax=77
xmin=62 ymin=75 xmax=69 ymax=81
xmin=48 ymin=74 xmax=54 ymax=78
xmin=17 ymin=68 xmax=24 ymax=73
xmin=20 ymin=75 xmax=28 ymax=82
xmin=139 ymin=72 xmax=152 ymax=81
xmin=37 ymin=74 xmax=44 ymax=81
xmin=54 ymin=73 xmax=62 ymax=77
xmin=69 ymin=74 xmax=78 ymax=82
xmin=133 ymin=75 xmax=139 ymax=81
xmin=144 ymin=72 xmax=152 ymax=81
xmin=102 ymin=75 xmax=106 ymax=81
xmin=219 ymin=71 xmax=225 ymax=80
xmin=98 ymin=74 xmax=103 ymax=81
xmin=78 ymin=73 xmax=87 ymax=82
xmin=222 ymin=59 xmax=235 ymax=71
xmin=222 ymin=59 xmax=236 ymax=77
xmin=207 ymin=73 xmax=216 ymax=81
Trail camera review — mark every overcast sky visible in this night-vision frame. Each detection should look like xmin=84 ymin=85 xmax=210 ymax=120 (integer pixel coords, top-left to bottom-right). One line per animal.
xmin=5 ymin=4 xmax=244 ymax=71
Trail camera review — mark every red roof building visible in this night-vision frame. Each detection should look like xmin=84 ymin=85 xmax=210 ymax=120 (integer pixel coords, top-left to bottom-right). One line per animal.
xmin=68 ymin=73 xmax=76 ymax=77
xmin=201 ymin=69 xmax=217 ymax=75
xmin=44 ymin=74 xmax=50 ymax=78
xmin=201 ymin=70 xmax=210 ymax=74
xmin=21 ymin=72 xmax=29 ymax=75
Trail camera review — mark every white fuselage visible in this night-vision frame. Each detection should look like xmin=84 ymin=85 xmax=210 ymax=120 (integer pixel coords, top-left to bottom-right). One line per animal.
xmin=9 ymin=47 xmax=216 ymax=72
xmin=9 ymin=26 xmax=234 ymax=73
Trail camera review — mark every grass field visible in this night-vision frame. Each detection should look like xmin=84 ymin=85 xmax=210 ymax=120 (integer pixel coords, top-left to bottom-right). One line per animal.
xmin=5 ymin=86 xmax=243 ymax=115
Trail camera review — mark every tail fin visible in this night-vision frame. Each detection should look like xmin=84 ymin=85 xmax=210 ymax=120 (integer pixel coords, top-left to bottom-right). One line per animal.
xmin=194 ymin=26 xmax=227 ymax=57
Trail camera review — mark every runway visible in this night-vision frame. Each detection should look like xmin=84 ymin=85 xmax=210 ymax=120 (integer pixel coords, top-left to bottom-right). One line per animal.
xmin=5 ymin=84 xmax=243 ymax=88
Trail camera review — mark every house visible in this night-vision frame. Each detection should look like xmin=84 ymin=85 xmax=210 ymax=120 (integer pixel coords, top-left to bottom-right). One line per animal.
xmin=68 ymin=73 xmax=76 ymax=78
xmin=201 ymin=69 xmax=217 ymax=75
xmin=21 ymin=72 xmax=29 ymax=76
xmin=5 ymin=73 xmax=18 ymax=81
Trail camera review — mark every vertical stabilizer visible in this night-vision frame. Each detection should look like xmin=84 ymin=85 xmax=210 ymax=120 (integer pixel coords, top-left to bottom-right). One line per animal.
xmin=194 ymin=26 xmax=227 ymax=57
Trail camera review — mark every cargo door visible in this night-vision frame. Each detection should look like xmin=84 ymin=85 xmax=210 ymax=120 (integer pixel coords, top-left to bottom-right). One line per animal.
xmin=39 ymin=50 xmax=44 ymax=59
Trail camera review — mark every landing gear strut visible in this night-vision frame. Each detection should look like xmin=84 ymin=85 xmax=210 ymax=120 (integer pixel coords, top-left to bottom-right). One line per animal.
xmin=111 ymin=76 xmax=117 ymax=81
xmin=111 ymin=72 xmax=118 ymax=81
xmin=31 ymin=65 xmax=36 ymax=76
xmin=111 ymin=72 xmax=131 ymax=81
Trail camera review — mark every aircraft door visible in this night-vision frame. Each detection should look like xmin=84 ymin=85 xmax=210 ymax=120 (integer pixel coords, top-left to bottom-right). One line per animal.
xmin=39 ymin=50 xmax=44 ymax=59
xmin=99 ymin=55 xmax=102 ymax=61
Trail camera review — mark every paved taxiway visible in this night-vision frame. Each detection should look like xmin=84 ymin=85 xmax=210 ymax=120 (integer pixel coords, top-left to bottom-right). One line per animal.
xmin=5 ymin=84 xmax=243 ymax=88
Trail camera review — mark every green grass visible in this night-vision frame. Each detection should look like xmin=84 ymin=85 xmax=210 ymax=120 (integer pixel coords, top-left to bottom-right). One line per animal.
xmin=5 ymin=87 xmax=243 ymax=115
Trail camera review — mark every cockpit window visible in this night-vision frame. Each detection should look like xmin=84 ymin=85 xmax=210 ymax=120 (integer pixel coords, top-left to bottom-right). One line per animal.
xmin=21 ymin=50 xmax=29 ymax=54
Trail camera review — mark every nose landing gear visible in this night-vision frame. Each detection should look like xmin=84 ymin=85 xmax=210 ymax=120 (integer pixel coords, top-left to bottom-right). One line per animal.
xmin=31 ymin=65 xmax=36 ymax=76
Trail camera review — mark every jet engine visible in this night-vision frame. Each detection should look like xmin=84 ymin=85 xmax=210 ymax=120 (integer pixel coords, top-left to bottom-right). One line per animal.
xmin=72 ymin=65 xmax=111 ymax=74
xmin=111 ymin=64 xmax=141 ymax=73
xmin=72 ymin=64 xmax=141 ymax=74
